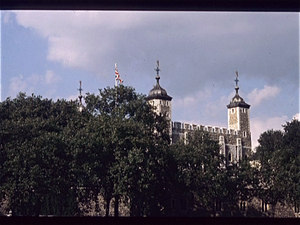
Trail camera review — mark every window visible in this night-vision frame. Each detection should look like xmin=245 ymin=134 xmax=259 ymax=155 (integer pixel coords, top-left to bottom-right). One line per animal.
xmin=219 ymin=129 xmax=222 ymax=133
xmin=262 ymin=200 xmax=268 ymax=212
xmin=231 ymin=108 xmax=235 ymax=113
xmin=228 ymin=153 xmax=232 ymax=162
xmin=219 ymin=136 xmax=224 ymax=144
xmin=215 ymin=199 xmax=222 ymax=211
xmin=212 ymin=128 xmax=215 ymax=133
xmin=243 ymin=131 xmax=247 ymax=137
xmin=237 ymin=138 xmax=241 ymax=146
xmin=240 ymin=201 xmax=246 ymax=211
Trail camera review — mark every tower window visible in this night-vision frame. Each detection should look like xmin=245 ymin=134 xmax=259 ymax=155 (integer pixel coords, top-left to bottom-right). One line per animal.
xmin=219 ymin=136 xmax=224 ymax=144
xmin=237 ymin=138 xmax=241 ymax=146
xmin=243 ymin=131 xmax=247 ymax=137
xmin=231 ymin=108 xmax=235 ymax=113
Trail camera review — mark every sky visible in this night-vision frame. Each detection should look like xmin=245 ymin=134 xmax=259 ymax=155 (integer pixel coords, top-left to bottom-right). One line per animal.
xmin=1 ymin=11 xmax=299 ymax=148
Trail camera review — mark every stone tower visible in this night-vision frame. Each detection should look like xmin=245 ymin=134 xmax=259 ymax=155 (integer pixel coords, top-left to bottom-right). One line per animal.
xmin=146 ymin=61 xmax=172 ymax=132
xmin=227 ymin=71 xmax=251 ymax=138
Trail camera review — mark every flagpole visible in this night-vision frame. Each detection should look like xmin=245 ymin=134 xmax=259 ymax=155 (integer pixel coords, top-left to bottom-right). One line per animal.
xmin=115 ymin=63 xmax=118 ymax=87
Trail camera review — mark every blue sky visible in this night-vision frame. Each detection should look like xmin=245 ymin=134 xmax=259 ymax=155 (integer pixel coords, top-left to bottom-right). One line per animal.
xmin=1 ymin=11 xmax=299 ymax=148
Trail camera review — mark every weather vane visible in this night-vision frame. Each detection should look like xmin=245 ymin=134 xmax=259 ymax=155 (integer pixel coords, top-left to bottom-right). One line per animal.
xmin=155 ymin=60 xmax=160 ymax=76
xmin=234 ymin=71 xmax=239 ymax=87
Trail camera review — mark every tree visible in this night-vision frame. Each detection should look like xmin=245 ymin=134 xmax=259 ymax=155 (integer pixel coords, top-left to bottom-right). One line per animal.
xmin=170 ymin=130 xmax=226 ymax=215
xmin=274 ymin=120 xmax=300 ymax=212
xmin=0 ymin=93 xmax=83 ymax=216
xmin=84 ymin=85 xmax=171 ymax=217
xmin=254 ymin=120 xmax=300 ymax=216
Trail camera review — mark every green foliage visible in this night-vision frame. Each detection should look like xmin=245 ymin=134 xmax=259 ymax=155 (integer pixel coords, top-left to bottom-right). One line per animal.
xmin=2 ymin=88 xmax=297 ymax=217
xmin=171 ymin=131 xmax=224 ymax=211
xmin=84 ymin=86 xmax=171 ymax=216
xmin=0 ymin=93 xmax=82 ymax=216
xmin=254 ymin=119 xmax=300 ymax=214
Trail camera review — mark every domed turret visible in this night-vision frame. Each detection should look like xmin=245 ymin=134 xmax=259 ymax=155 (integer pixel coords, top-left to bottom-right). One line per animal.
xmin=227 ymin=71 xmax=251 ymax=133
xmin=227 ymin=88 xmax=250 ymax=109
xmin=146 ymin=61 xmax=173 ymax=135
xmin=146 ymin=61 xmax=172 ymax=101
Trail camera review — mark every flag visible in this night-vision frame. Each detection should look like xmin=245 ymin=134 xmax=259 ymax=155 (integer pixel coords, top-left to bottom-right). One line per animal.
xmin=115 ymin=63 xmax=123 ymax=86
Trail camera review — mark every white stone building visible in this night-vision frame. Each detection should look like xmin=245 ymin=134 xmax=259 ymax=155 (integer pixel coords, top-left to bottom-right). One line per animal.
xmin=146 ymin=62 xmax=252 ymax=165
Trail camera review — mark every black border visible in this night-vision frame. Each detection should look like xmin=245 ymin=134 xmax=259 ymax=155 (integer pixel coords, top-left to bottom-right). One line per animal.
xmin=0 ymin=0 xmax=299 ymax=11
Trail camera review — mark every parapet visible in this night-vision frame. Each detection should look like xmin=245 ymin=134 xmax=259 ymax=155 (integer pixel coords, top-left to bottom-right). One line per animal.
xmin=172 ymin=121 xmax=240 ymax=136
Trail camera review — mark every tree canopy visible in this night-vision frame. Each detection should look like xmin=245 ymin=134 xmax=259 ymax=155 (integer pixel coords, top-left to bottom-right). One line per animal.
xmin=0 ymin=87 xmax=299 ymax=217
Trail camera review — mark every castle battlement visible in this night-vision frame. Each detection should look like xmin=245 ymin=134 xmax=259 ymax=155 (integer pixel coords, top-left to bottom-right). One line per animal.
xmin=146 ymin=62 xmax=251 ymax=164
xmin=172 ymin=121 xmax=248 ymax=136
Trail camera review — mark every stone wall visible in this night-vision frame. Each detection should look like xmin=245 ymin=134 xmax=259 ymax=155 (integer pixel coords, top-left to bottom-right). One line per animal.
xmin=239 ymin=108 xmax=250 ymax=132
xmin=171 ymin=121 xmax=252 ymax=163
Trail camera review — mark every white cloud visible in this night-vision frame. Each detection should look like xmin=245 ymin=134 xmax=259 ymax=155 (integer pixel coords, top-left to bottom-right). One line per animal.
xmin=173 ymin=89 xmax=212 ymax=109
xmin=3 ymin=11 xmax=13 ymax=24
xmin=13 ymin=11 xmax=149 ymax=74
xmin=251 ymin=115 xmax=288 ymax=149
xmin=45 ymin=70 xmax=61 ymax=84
xmin=8 ymin=70 xmax=61 ymax=98
xmin=247 ymin=85 xmax=280 ymax=107
xmin=9 ymin=74 xmax=42 ymax=97
xmin=293 ymin=113 xmax=299 ymax=121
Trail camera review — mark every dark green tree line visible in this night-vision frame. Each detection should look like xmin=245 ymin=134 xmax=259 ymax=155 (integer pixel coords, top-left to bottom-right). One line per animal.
xmin=253 ymin=119 xmax=300 ymax=216
xmin=1 ymin=86 xmax=297 ymax=217
xmin=0 ymin=93 xmax=83 ymax=216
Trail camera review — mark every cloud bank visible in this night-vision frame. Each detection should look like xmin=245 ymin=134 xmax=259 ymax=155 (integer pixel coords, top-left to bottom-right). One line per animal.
xmin=247 ymin=85 xmax=281 ymax=107
xmin=10 ymin=11 xmax=298 ymax=97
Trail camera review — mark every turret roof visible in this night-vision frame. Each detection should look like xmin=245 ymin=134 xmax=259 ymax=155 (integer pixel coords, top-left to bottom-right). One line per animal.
xmin=146 ymin=61 xmax=172 ymax=101
xmin=227 ymin=71 xmax=250 ymax=109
